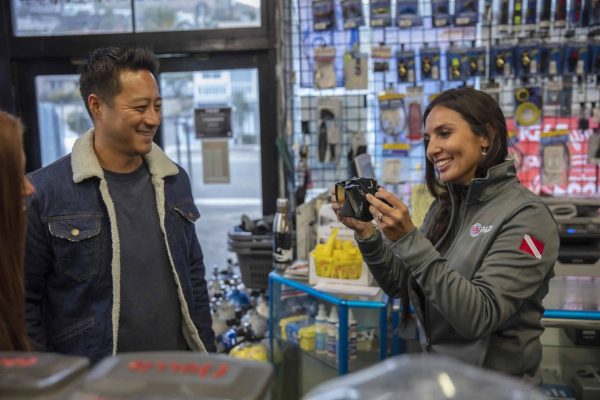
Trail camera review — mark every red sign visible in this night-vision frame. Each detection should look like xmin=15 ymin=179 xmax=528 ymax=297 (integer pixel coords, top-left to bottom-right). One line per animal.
xmin=0 ymin=356 xmax=38 ymax=368
xmin=128 ymin=360 xmax=230 ymax=380
xmin=507 ymin=117 xmax=600 ymax=196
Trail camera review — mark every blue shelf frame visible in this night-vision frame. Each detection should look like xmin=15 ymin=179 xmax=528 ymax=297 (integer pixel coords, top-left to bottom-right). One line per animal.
xmin=269 ymin=271 xmax=388 ymax=375
xmin=543 ymin=309 xmax=600 ymax=320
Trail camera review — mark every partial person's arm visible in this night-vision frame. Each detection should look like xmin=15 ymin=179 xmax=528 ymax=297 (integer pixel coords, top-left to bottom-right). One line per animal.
xmin=24 ymin=183 xmax=52 ymax=349
xmin=356 ymin=229 xmax=412 ymax=298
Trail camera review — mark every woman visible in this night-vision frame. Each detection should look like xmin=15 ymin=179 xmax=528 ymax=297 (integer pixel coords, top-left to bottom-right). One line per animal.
xmin=333 ymin=88 xmax=559 ymax=385
xmin=0 ymin=110 xmax=35 ymax=351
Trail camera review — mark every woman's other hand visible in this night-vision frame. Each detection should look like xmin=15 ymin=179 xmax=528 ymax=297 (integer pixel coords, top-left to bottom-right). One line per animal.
xmin=366 ymin=187 xmax=414 ymax=242
xmin=331 ymin=192 xmax=375 ymax=239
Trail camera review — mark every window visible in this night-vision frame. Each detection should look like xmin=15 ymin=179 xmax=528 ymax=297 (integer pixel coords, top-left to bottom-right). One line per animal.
xmin=35 ymin=75 xmax=91 ymax=166
xmin=11 ymin=0 xmax=261 ymax=36
xmin=160 ymin=69 xmax=262 ymax=269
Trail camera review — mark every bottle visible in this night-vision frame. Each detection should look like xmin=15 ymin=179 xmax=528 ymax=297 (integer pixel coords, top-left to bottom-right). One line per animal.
xmin=315 ymin=304 xmax=328 ymax=354
xmin=326 ymin=307 xmax=338 ymax=358
xmin=273 ymin=198 xmax=293 ymax=271
xmin=348 ymin=309 xmax=357 ymax=360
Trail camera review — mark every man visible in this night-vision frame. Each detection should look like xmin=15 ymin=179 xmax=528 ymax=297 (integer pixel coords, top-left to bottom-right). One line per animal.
xmin=25 ymin=47 xmax=216 ymax=363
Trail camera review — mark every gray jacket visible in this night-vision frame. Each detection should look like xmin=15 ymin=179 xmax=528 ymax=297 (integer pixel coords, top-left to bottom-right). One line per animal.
xmin=357 ymin=160 xmax=559 ymax=384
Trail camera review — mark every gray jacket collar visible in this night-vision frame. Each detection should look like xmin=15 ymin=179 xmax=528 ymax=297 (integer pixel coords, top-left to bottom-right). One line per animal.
xmin=71 ymin=129 xmax=179 ymax=183
xmin=450 ymin=159 xmax=518 ymax=205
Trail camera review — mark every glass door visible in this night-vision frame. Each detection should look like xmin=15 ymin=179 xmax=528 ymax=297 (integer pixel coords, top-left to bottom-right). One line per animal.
xmin=159 ymin=67 xmax=263 ymax=271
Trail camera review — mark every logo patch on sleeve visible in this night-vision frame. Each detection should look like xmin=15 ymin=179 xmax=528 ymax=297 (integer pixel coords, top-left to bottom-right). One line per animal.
xmin=519 ymin=234 xmax=544 ymax=259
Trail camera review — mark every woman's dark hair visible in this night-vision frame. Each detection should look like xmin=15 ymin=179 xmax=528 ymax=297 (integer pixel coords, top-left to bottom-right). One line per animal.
xmin=79 ymin=47 xmax=159 ymax=118
xmin=0 ymin=111 xmax=30 ymax=351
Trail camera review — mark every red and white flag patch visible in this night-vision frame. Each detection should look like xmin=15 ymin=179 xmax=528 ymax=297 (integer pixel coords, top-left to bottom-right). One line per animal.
xmin=519 ymin=234 xmax=545 ymax=259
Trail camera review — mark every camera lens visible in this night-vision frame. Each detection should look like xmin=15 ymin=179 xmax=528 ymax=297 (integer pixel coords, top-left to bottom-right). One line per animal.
xmin=335 ymin=183 xmax=346 ymax=204
xmin=347 ymin=188 xmax=365 ymax=214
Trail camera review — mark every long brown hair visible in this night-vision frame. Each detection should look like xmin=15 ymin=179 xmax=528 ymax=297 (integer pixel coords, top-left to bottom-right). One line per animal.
xmin=0 ymin=111 xmax=30 ymax=351
xmin=422 ymin=88 xmax=508 ymax=245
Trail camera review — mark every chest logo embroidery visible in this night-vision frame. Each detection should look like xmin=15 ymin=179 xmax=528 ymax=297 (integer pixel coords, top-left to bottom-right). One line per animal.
xmin=469 ymin=223 xmax=494 ymax=237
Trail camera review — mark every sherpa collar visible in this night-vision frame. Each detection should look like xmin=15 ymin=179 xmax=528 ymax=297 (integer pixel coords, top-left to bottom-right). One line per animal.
xmin=71 ymin=129 xmax=179 ymax=183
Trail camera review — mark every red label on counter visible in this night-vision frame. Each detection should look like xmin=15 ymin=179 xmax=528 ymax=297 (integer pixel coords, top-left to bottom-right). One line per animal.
xmin=0 ymin=356 xmax=38 ymax=368
xmin=128 ymin=360 xmax=230 ymax=380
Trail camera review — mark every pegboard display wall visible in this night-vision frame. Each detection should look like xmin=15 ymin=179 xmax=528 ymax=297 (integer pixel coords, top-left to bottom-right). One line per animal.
xmin=282 ymin=0 xmax=600 ymax=209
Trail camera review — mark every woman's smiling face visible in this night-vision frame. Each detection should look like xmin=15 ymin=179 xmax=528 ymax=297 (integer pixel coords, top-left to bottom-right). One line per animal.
xmin=424 ymin=105 xmax=490 ymax=186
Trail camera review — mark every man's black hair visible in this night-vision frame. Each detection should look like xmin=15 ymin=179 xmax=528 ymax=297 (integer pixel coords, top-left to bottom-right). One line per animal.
xmin=79 ymin=47 xmax=159 ymax=118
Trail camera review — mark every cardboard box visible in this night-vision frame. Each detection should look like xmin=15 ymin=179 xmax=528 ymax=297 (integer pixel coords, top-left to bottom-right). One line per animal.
xmin=309 ymin=254 xmax=373 ymax=286
xmin=309 ymin=203 xmax=374 ymax=287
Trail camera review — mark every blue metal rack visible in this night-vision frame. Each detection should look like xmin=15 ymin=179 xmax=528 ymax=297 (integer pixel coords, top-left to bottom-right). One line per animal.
xmin=268 ymin=271 xmax=389 ymax=375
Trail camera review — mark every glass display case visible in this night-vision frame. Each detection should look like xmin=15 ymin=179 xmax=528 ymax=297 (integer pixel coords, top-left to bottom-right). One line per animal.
xmin=268 ymin=271 xmax=389 ymax=375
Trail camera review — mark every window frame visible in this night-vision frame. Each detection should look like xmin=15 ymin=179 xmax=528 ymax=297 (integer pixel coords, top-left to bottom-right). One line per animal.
xmin=1 ymin=0 xmax=279 ymax=216
xmin=4 ymin=0 xmax=274 ymax=57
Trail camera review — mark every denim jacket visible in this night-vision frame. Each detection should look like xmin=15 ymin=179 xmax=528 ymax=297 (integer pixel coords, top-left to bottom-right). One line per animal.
xmin=25 ymin=130 xmax=215 ymax=363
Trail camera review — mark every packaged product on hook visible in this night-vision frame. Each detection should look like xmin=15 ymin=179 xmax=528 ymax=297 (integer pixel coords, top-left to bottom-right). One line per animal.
xmin=465 ymin=47 xmax=486 ymax=78
xmin=431 ymin=0 xmax=451 ymax=27
xmin=420 ymin=47 xmax=441 ymax=81
xmin=447 ymin=47 xmax=468 ymax=81
xmin=378 ymin=90 xmax=406 ymax=137
xmin=515 ymin=43 xmax=540 ymax=77
xmin=314 ymin=46 xmax=337 ymax=89
xmin=341 ymin=0 xmax=364 ymax=29
xmin=523 ymin=0 xmax=537 ymax=29
xmin=371 ymin=44 xmax=392 ymax=72
xmin=540 ymin=43 xmax=564 ymax=77
xmin=482 ymin=0 xmax=493 ymax=25
xmin=514 ymin=87 xmax=543 ymax=127
xmin=498 ymin=0 xmax=510 ymax=30
xmin=513 ymin=0 xmax=524 ymax=26
xmin=396 ymin=49 xmax=416 ymax=83
xmin=489 ymin=45 xmax=514 ymax=78
xmin=406 ymin=86 xmax=424 ymax=143
xmin=344 ymin=50 xmax=368 ymax=90
xmin=539 ymin=0 xmax=552 ymax=28
xmin=396 ymin=0 xmax=422 ymax=28
xmin=555 ymin=0 xmax=567 ymax=28
xmin=316 ymin=97 xmax=343 ymax=163
xmin=563 ymin=43 xmax=591 ymax=76
xmin=370 ymin=0 xmax=393 ymax=27
xmin=312 ymin=0 xmax=336 ymax=31
xmin=454 ymin=0 xmax=479 ymax=26
xmin=382 ymin=142 xmax=410 ymax=184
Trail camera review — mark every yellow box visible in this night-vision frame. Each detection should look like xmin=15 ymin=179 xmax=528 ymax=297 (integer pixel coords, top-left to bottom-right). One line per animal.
xmin=299 ymin=325 xmax=316 ymax=352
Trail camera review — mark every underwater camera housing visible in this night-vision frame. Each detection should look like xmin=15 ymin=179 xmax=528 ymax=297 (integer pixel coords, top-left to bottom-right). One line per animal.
xmin=335 ymin=178 xmax=390 ymax=222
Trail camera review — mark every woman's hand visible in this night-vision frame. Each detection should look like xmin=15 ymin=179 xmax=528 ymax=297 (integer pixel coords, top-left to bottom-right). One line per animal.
xmin=366 ymin=187 xmax=414 ymax=242
xmin=331 ymin=193 xmax=375 ymax=239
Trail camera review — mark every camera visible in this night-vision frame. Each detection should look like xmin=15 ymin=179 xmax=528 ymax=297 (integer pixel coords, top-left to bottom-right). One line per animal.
xmin=335 ymin=178 xmax=389 ymax=222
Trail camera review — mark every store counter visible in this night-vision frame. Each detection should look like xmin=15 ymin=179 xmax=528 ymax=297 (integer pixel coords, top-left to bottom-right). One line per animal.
xmin=543 ymin=275 xmax=600 ymax=328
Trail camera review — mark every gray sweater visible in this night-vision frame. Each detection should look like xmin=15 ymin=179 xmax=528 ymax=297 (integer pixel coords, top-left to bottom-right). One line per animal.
xmin=358 ymin=160 xmax=559 ymax=385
